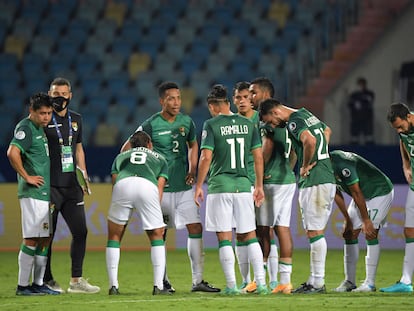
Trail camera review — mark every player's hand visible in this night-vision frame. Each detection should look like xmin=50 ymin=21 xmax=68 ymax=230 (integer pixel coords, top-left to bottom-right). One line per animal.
xmin=300 ymin=162 xmax=316 ymax=178
xmin=362 ymin=219 xmax=376 ymax=240
xmin=26 ymin=175 xmax=45 ymax=187
xmin=253 ymin=187 xmax=264 ymax=207
xmin=185 ymin=173 xmax=196 ymax=186
xmin=194 ymin=187 xmax=204 ymax=208
xmin=342 ymin=220 xmax=354 ymax=240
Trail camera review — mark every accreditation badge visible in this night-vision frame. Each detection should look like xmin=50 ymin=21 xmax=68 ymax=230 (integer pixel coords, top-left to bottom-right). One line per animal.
xmin=61 ymin=145 xmax=74 ymax=172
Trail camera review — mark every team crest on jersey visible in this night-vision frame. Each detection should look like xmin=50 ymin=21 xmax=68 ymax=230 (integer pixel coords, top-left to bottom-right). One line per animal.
xmin=15 ymin=130 xmax=26 ymax=140
xmin=43 ymin=222 xmax=49 ymax=230
xmin=341 ymin=168 xmax=351 ymax=178
xmin=71 ymin=121 xmax=78 ymax=131
xmin=288 ymin=122 xmax=297 ymax=132
xmin=179 ymin=126 xmax=186 ymax=136
xmin=202 ymin=130 xmax=207 ymax=140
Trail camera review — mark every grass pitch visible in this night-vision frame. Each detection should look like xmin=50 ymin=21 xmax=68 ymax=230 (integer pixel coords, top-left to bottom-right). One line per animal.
xmin=0 ymin=249 xmax=413 ymax=310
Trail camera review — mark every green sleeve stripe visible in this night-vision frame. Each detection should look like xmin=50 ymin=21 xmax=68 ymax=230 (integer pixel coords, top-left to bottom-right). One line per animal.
xmin=367 ymin=239 xmax=379 ymax=245
xmin=151 ymin=239 xmax=165 ymax=247
xmin=189 ymin=233 xmax=202 ymax=239
xmin=345 ymin=239 xmax=359 ymax=245
xmin=35 ymin=246 xmax=49 ymax=256
xmin=309 ymin=235 xmax=324 ymax=244
xmin=20 ymin=244 xmax=35 ymax=256
xmin=246 ymin=238 xmax=259 ymax=245
xmin=107 ymin=240 xmax=121 ymax=248
xmin=219 ymin=240 xmax=232 ymax=248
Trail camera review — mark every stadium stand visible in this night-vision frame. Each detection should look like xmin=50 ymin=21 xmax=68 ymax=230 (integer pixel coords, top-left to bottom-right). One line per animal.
xmin=0 ymin=0 xmax=410 ymax=147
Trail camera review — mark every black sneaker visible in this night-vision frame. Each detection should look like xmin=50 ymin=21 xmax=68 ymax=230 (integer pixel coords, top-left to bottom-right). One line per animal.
xmin=16 ymin=285 xmax=45 ymax=296
xmin=303 ymin=284 xmax=326 ymax=294
xmin=163 ymin=280 xmax=175 ymax=293
xmin=191 ymin=280 xmax=221 ymax=293
xmin=292 ymin=282 xmax=312 ymax=294
xmin=152 ymin=286 xmax=173 ymax=295
xmin=108 ymin=286 xmax=120 ymax=295
xmin=31 ymin=283 xmax=61 ymax=295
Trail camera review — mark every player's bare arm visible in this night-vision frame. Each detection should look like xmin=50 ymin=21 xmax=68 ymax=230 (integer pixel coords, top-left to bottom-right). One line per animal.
xmin=299 ymin=130 xmax=317 ymax=177
xmin=194 ymin=149 xmax=212 ymax=208
xmin=334 ymin=189 xmax=353 ymax=240
xmin=157 ymin=176 xmax=167 ymax=202
xmin=252 ymin=147 xmax=264 ymax=207
xmin=261 ymin=134 xmax=274 ymax=165
xmin=323 ymin=125 xmax=332 ymax=145
xmin=348 ymin=183 xmax=376 ymax=240
xmin=186 ymin=140 xmax=199 ymax=185
xmin=400 ymin=140 xmax=412 ymax=184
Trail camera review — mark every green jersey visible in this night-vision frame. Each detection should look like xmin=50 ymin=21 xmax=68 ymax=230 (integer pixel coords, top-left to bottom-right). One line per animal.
xmin=398 ymin=130 xmax=414 ymax=190
xmin=200 ymin=114 xmax=262 ymax=194
xmin=260 ymin=123 xmax=296 ymax=185
xmin=330 ymin=150 xmax=393 ymax=199
xmin=9 ymin=118 xmax=50 ymax=201
xmin=287 ymin=108 xmax=335 ymax=188
xmin=111 ymin=146 xmax=168 ymax=186
xmin=245 ymin=110 xmax=260 ymax=185
xmin=138 ymin=112 xmax=196 ymax=192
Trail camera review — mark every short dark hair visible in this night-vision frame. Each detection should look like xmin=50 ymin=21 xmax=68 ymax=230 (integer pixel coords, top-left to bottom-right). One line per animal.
xmin=158 ymin=81 xmax=179 ymax=98
xmin=129 ymin=131 xmax=152 ymax=148
xmin=251 ymin=77 xmax=275 ymax=98
xmin=357 ymin=77 xmax=367 ymax=86
xmin=258 ymin=98 xmax=282 ymax=121
xmin=50 ymin=77 xmax=71 ymax=90
xmin=207 ymin=84 xmax=228 ymax=104
xmin=232 ymin=81 xmax=250 ymax=96
xmin=30 ymin=92 xmax=52 ymax=111
xmin=387 ymin=102 xmax=410 ymax=123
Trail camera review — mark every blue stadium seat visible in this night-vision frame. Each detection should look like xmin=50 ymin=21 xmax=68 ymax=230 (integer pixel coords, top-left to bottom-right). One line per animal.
xmin=79 ymin=73 xmax=103 ymax=95
xmin=105 ymin=72 xmax=130 ymax=97
xmin=21 ymin=53 xmax=46 ymax=79
xmin=30 ymin=35 xmax=55 ymax=59
xmin=119 ymin=19 xmax=143 ymax=45
xmin=47 ymin=54 xmax=73 ymax=77
xmin=117 ymin=93 xmax=138 ymax=114
xmin=74 ymin=54 xmax=99 ymax=77
xmin=0 ymin=53 xmax=18 ymax=74
xmin=111 ymin=38 xmax=135 ymax=58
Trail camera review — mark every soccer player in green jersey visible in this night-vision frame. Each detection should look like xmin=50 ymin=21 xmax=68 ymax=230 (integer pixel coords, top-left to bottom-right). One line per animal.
xmin=330 ymin=150 xmax=393 ymax=292
xmin=194 ymin=85 xmax=268 ymax=295
xmin=380 ymin=102 xmax=414 ymax=293
xmin=7 ymin=93 xmax=60 ymax=296
xmin=106 ymin=131 xmax=170 ymax=295
xmin=259 ymin=98 xmax=336 ymax=294
xmin=122 ymin=82 xmax=219 ymax=293
xmin=232 ymin=81 xmax=257 ymax=291
xmin=260 ymin=111 xmax=297 ymax=294
xmin=249 ymin=77 xmax=285 ymax=291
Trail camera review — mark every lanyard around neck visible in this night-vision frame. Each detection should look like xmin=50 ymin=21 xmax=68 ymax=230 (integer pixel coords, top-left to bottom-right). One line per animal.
xmin=52 ymin=112 xmax=72 ymax=146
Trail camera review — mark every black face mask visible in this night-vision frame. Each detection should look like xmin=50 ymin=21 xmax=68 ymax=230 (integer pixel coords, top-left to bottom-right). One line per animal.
xmin=50 ymin=96 xmax=70 ymax=112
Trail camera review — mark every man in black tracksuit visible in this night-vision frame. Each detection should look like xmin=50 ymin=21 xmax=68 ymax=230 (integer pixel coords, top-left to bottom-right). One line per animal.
xmin=43 ymin=77 xmax=100 ymax=294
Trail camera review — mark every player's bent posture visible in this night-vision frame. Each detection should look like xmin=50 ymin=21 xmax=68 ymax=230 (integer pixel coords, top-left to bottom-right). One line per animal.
xmin=122 ymin=82 xmax=219 ymax=293
xmin=259 ymin=98 xmax=336 ymax=294
xmin=7 ymin=93 xmax=60 ymax=296
xmin=331 ymin=150 xmax=393 ymax=292
xmin=260 ymin=110 xmax=297 ymax=294
xmin=380 ymin=103 xmax=414 ymax=293
xmin=106 ymin=131 xmax=170 ymax=295
xmin=194 ymin=85 xmax=268 ymax=295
